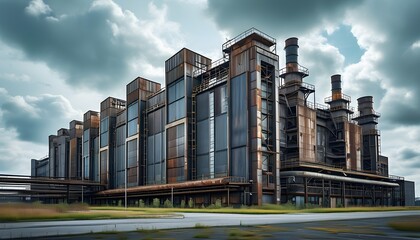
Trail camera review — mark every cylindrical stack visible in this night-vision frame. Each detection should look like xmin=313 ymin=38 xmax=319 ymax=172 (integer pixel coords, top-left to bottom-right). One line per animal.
xmin=283 ymin=37 xmax=303 ymax=85
xmin=285 ymin=37 xmax=299 ymax=73
xmin=357 ymin=96 xmax=379 ymax=133
xmin=357 ymin=96 xmax=374 ymax=116
xmin=331 ymin=74 xmax=342 ymax=101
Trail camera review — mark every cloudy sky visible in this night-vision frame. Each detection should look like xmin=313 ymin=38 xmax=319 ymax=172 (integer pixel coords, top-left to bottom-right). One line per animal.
xmin=0 ymin=0 xmax=419 ymax=196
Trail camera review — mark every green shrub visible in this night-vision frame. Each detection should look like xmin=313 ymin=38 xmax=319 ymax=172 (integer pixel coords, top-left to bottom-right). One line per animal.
xmin=55 ymin=203 xmax=69 ymax=213
xmin=152 ymin=198 xmax=160 ymax=208
xmin=139 ymin=199 xmax=145 ymax=208
xmin=207 ymin=204 xmax=216 ymax=209
xmin=164 ymin=199 xmax=173 ymax=208
xmin=215 ymin=199 xmax=222 ymax=209
xmin=118 ymin=200 xmax=122 ymax=207
xmin=188 ymin=198 xmax=194 ymax=208
xmin=180 ymin=199 xmax=186 ymax=208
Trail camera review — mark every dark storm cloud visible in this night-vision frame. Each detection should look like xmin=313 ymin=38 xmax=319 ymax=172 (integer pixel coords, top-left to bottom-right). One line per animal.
xmin=207 ymin=0 xmax=363 ymax=37
xmin=347 ymin=0 xmax=420 ymax=126
xmin=400 ymin=148 xmax=420 ymax=160
xmin=0 ymin=0 xmax=173 ymax=90
xmin=0 ymin=94 xmax=78 ymax=143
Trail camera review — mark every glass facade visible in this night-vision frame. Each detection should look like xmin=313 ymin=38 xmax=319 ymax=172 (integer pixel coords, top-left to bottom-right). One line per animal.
xmin=196 ymin=85 xmax=228 ymax=179
xmin=115 ymin=125 xmax=126 ymax=188
xmin=82 ymin=130 xmax=89 ymax=179
xmin=100 ymin=118 xmax=109 ymax=148
xmin=100 ymin=150 xmax=107 ymax=185
xmin=146 ymin=107 xmax=166 ymax=185
xmin=167 ymin=124 xmax=184 ymax=183
xmin=230 ymin=74 xmax=248 ymax=178
xmin=127 ymin=101 xmax=138 ymax=137
xmin=168 ymin=78 xmax=185 ymax=123
xmin=127 ymin=139 xmax=137 ymax=187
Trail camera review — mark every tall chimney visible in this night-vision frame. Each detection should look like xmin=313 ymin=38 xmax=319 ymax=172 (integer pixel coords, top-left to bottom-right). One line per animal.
xmin=331 ymin=74 xmax=342 ymax=101
xmin=285 ymin=37 xmax=299 ymax=73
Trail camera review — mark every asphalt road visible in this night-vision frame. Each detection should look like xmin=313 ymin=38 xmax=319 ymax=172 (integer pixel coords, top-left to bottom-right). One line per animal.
xmin=1 ymin=210 xmax=420 ymax=239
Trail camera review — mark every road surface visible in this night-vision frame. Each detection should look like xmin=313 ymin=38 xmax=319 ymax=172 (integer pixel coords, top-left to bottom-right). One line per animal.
xmin=1 ymin=210 xmax=419 ymax=239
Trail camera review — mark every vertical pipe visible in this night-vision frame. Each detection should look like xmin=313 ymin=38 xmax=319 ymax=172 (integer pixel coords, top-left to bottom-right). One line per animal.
xmin=171 ymin=187 xmax=174 ymax=205
xmin=304 ymin=177 xmax=308 ymax=205
xmin=322 ymin=178 xmax=325 ymax=207
xmin=342 ymin=182 xmax=346 ymax=208
xmin=227 ymin=187 xmax=230 ymax=207
xmin=329 ymin=180 xmax=332 ymax=208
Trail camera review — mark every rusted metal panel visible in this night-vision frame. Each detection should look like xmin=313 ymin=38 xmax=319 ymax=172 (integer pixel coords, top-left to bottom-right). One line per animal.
xmin=297 ymin=105 xmax=316 ymax=162
xmin=349 ymin=122 xmax=362 ymax=171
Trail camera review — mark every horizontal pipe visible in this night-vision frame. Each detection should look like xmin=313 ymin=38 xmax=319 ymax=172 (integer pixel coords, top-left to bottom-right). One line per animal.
xmin=281 ymin=171 xmax=399 ymax=187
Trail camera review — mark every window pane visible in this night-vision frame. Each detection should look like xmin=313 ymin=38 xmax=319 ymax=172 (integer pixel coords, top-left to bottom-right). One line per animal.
xmin=127 ymin=102 xmax=138 ymax=120
xmin=231 ymin=147 xmax=247 ymax=178
xmin=127 ymin=139 xmax=137 ymax=168
xmin=215 ymin=114 xmax=227 ymax=151
xmin=100 ymin=132 xmax=108 ymax=147
xmin=231 ymin=74 xmax=247 ymax=147
xmin=127 ymin=119 xmax=138 ymax=136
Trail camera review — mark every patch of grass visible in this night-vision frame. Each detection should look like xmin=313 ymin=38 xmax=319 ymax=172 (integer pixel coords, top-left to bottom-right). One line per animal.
xmin=194 ymin=223 xmax=208 ymax=228
xmin=307 ymin=226 xmax=385 ymax=235
xmin=228 ymin=228 xmax=260 ymax=240
xmin=193 ymin=229 xmax=212 ymax=238
xmin=388 ymin=216 xmax=420 ymax=232
xmin=136 ymin=228 xmax=161 ymax=234
xmin=0 ymin=203 xmax=177 ymax=222
xmin=255 ymin=225 xmax=290 ymax=232
xmin=89 ymin=205 xmax=420 ymax=215
xmin=96 ymin=230 xmax=119 ymax=234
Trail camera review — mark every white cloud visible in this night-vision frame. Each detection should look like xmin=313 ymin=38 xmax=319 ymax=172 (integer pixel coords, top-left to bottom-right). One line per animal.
xmin=0 ymin=127 xmax=46 ymax=175
xmin=0 ymin=91 xmax=81 ymax=143
xmin=0 ymin=73 xmax=30 ymax=82
xmin=411 ymin=40 xmax=420 ymax=50
xmin=25 ymin=0 xmax=52 ymax=17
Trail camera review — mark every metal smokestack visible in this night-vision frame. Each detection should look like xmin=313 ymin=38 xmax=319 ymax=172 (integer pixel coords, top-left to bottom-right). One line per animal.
xmin=331 ymin=74 xmax=342 ymax=100
xmin=357 ymin=96 xmax=374 ymax=116
xmin=285 ymin=37 xmax=299 ymax=73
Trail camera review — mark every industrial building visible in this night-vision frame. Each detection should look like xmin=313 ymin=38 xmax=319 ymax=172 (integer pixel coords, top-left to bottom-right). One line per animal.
xmin=30 ymin=28 xmax=415 ymax=207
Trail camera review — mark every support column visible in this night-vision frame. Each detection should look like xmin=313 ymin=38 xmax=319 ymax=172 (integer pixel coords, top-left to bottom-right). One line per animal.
xmin=342 ymin=182 xmax=346 ymax=208
xmin=362 ymin=185 xmax=365 ymax=206
xmin=66 ymin=185 xmax=70 ymax=204
xmin=329 ymin=180 xmax=332 ymax=208
xmin=304 ymin=177 xmax=308 ymax=204
xmin=322 ymin=179 xmax=325 ymax=207
xmin=373 ymin=185 xmax=376 ymax=206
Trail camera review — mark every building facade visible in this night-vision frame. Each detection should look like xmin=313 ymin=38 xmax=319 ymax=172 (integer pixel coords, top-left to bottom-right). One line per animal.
xmin=31 ymin=28 xmax=414 ymax=207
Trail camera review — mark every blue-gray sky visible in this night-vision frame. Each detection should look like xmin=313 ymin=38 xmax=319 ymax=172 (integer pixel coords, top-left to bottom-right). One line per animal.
xmin=0 ymin=0 xmax=419 ymax=196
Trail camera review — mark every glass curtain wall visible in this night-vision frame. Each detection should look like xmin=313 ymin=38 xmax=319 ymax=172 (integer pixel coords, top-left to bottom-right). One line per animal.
xmin=115 ymin=125 xmax=126 ymax=188
xmin=167 ymin=124 xmax=184 ymax=183
xmin=146 ymin=107 xmax=166 ymax=185
xmin=196 ymin=84 xmax=228 ymax=179
xmin=230 ymin=73 xmax=248 ymax=179
xmin=168 ymin=78 xmax=185 ymax=123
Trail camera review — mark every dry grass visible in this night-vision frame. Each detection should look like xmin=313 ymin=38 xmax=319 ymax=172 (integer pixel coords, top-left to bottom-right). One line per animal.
xmin=0 ymin=203 xmax=175 ymax=222
xmin=307 ymin=226 xmax=384 ymax=235
xmin=228 ymin=228 xmax=260 ymax=239
xmin=388 ymin=216 xmax=420 ymax=232
xmin=91 ymin=205 xmax=420 ymax=215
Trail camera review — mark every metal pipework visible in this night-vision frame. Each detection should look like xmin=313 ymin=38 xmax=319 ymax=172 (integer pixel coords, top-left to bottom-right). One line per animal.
xmin=285 ymin=37 xmax=299 ymax=73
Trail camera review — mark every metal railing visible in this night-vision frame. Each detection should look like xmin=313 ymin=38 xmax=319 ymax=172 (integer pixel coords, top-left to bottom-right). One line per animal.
xmin=278 ymin=64 xmax=309 ymax=76
xmin=352 ymin=110 xmax=381 ymax=119
xmin=222 ymin=28 xmax=276 ymax=52
xmin=324 ymin=93 xmax=352 ymax=103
